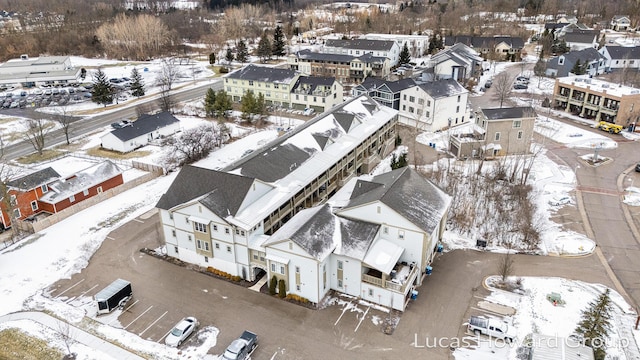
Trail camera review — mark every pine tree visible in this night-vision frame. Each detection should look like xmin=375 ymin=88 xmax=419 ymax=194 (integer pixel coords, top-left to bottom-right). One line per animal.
xmin=272 ymin=25 xmax=286 ymax=57
xmin=91 ymin=68 xmax=114 ymax=107
xmin=130 ymin=68 xmax=145 ymax=97
xmin=213 ymin=90 xmax=233 ymax=118
xmin=399 ymin=42 xmax=411 ymax=65
xmin=269 ymin=275 xmax=277 ymax=295
xmin=236 ymin=40 xmax=248 ymax=64
xmin=278 ymin=279 xmax=286 ymax=298
xmin=241 ymin=90 xmax=256 ymax=121
xmin=257 ymin=34 xmax=272 ymax=63
xmin=571 ymin=59 xmax=584 ymax=75
xmin=575 ymin=289 xmax=614 ymax=360
xmin=204 ymin=88 xmax=216 ymax=117
xmin=209 ymin=52 xmax=216 ymax=65
xmin=225 ymin=48 xmax=234 ymax=64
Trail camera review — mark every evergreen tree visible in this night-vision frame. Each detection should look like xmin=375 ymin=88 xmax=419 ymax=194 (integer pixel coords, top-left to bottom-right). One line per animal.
xmin=209 ymin=52 xmax=216 ymax=65
xmin=91 ymin=68 xmax=114 ymax=107
xmin=80 ymin=68 xmax=87 ymax=80
xmin=269 ymin=275 xmax=277 ymax=295
xmin=241 ymin=90 xmax=256 ymax=121
xmin=278 ymin=279 xmax=286 ymax=298
xmin=236 ymin=40 xmax=248 ymax=64
xmin=225 ymin=48 xmax=234 ymax=64
xmin=272 ymin=25 xmax=286 ymax=57
xmin=204 ymin=88 xmax=216 ymax=117
xmin=130 ymin=68 xmax=145 ymax=98
xmin=571 ymin=59 xmax=585 ymax=75
xmin=399 ymin=42 xmax=411 ymax=64
xmin=213 ymin=90 xmax=233 ymax=118
xmin=257 ymin=33 xmax=272 ymax=63
xmin=575 ymin=289 xmax=614 ymax=360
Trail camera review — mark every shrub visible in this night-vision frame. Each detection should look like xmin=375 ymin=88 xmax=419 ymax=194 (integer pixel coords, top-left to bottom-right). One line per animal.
xmin=278 ymin=279 xmax=287 ymax=298
xmin=219 ymin=66 xmax=230 ymax=74
xmin=285 ymin=294 xmax=310 ymax=304
xmin=232 ymin=276 xmax=241 ymax=282
xmin=269 ymin=275 xmax=278 ymax=295
xmin=207 ymin=266 xmax=215 ymax=273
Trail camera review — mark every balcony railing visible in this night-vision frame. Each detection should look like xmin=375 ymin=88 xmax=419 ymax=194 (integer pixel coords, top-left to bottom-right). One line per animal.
xmin=361 ymin=264 xmax=419 ymax=294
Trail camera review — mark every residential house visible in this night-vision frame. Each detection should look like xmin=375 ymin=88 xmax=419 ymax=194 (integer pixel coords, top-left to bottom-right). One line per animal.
xmin=323 ymin=39 xmax=401 ymax=66
xmin=100 ymin=112 xmax=181 ymax=153
xmin=225 ymin=64 xmax=345 ymax=110
xmin=611 ymin=15 xmax=631 ymax=32
xmin=545 ymin=48 xmax=607 ymax=77
xmin=553 ymin=76 xmax=640 ymax=126
xmin=288 ymin=49 xmax=390 ymax=84
xmin=0 ymin=167 xmax=61 ymax=228
xmin=443 ymin=36 xmax=525 ymax=61
xmin=0 ymin=55 xmax=81 ymax=88
xmin=598 ymin=46 xmax=640 ymax=71
xmin=562 ymin=29 xmax=599 ymax=51
xmin=398 ymin=79 xmax=469 ymax=131
xmin=428 ymin=43 xmax=484 ymax=82
xmin=290 ymin=76 xmax=343 ymax=113
xmin=359 ymin=33 xmax=431 ymax=57
xmin=156 ymin=95 xmax=399 ymax=284
xmin=449 ymin=107 xmax=536 ymax=159
xmin=352 ymin=77 xmax=417 ymax=110
xmin=38 ymin=161 xmax=124 ymax=214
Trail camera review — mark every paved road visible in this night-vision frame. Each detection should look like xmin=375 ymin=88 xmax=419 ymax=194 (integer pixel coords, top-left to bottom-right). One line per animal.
xmin=3 ymin=80 xmax=223 ymax=160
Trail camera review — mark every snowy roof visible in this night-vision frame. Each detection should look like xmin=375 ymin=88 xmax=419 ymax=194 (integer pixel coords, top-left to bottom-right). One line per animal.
xmin=227 ymin=64 xmax=298 ymax=84
xmin=325 ymin=39 xmax=396 ymax=51
xmin=481 ymin=107 xmax=536 ymax=121
xmin=105 ymin=111 xmax=180 ymax=142
xmin=417 ymin=79 xmax=467 ymax=98
xmin=563 ymin=30 xmax=598 ymax=44
xmin=291 ymin=76 xmax=337 ymax=95
xmin=556 ymin=75 xmax=640 ymax=97
xmin=334 ymin=216 xmax=379 ymax=260
xmin=444 ymin=36 xmax=524 ymax=49
xmin=603 ymin=45 xmax=640 ymax=60
xmin=362 ymin=238 xmax=404 ymax=274
xmin=356 ymin=77 xmax=417 ymax=93
xmin=7 ymin=167 xmax=60 ymax=191
xmin=295 ymin=49 xmax=356 ymax=63
xmin=546 ymin=48 xmax=605 ymax=77
xmin=529 ymin=334 xmax=595 ymax=360
xmin=39 ymin=161 xmax=123 ymax=204
xmin=342 ymin=167 xmax=451 ymax=235
xmin=155 ymin=165 xmax=255 ymax=217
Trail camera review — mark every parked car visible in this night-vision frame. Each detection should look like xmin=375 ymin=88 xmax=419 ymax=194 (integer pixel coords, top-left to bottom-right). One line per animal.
xmin=223 ymin=330 xmax=258 ymax=360
xmin=635 ymin=163 xmax=640 ymax=172
xmin=165 ymin=317 xmax=198 ymax=347
xmin=516 ymin=75 xmax=530 ymax=83
xmin=596 ymin=121 xmax=623 ymax=134
xmin=468 ymin=316 xmax=516 ymax=342
xmin=549 ymin=195 xmax=571 ymax=206
xmin=484 ymin=79 xmax=493 ymax=88
xmin=513 ymin=83 xmax=528 ymax=90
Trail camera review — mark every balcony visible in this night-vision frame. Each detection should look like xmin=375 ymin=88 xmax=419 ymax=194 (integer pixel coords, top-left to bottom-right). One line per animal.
xmin=361 ymin=263 xmax=419 ymax=294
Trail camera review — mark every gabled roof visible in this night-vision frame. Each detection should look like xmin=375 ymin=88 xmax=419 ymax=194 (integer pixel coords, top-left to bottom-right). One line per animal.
xmin=227 ymin=64 xmax=298 ymax=84
xmin=155 ymin=165 xmax=254 ymax=216
xmin=563 ymin=30 xmax=598 ymax=44
xmin=444 ymin=36 xmax=524 ymax=49
xmin=357 ymin=77 xmax=417 ymax=94
xmin=603 ymin=46 xmax=640 ymax=60
xmin=417 ymin=79 xmax=467 ymax=99
xmin=612 ymin=15 xmax=630 ymax=22
xmin=295 ymin=49 xmax=355 ymax=63
xmin=481 ymin=106 xmax=536 ymax=120
xmin=546 ymin=48 xmax=605 ymax=77
xmin=291 ymin=76 xmax=336 ymax=95
xmin=7 ymin=167 xmax=60 ymax=191
xmin=107 ymin=111 xmax=179 ymax=142
xmin=545 ymin=22 xmax=569 ymax=30
xmin=342 ymin=167 xmax=451 ymax=235
xmin=39 ymin=161 xmax=122 ymax=204
xmin=325 ymin=39 xmax=396 ymax=52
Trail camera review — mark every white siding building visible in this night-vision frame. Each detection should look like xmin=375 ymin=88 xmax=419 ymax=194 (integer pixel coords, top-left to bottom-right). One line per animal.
xmin=100 ymin=112 xmax=180 ymax=153
xmin=398 ymin=79 xmax=470 ymax=131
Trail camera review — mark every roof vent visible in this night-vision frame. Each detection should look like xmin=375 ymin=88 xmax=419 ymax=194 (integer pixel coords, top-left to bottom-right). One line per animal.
xmin=20 ymin=54 xmax=28 ymax=60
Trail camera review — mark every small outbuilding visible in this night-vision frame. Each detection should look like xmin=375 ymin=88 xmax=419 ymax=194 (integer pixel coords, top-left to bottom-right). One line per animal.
xmin=100 ymin=111 xmax=180 ymax=153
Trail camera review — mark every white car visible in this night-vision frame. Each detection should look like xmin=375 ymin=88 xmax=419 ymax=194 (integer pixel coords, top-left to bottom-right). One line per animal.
xmin=165 ymin=317 xmax=198 ymax=347
xmin=549 ymin=195 xmax=571 ymax=206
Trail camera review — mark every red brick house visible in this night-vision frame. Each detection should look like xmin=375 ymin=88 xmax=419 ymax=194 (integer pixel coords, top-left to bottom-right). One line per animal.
xmin=1 ymin=167 xmax=61 ymax=229
xmin=38 ymin=160 xmax=124 ymax=214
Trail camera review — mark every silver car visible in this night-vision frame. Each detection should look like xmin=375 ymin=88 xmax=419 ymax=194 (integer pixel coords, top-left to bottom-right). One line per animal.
xmin=165 ymin=317 xmax=198 ymax=347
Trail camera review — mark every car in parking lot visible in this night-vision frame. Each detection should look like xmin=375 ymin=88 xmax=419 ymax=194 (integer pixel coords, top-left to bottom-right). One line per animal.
xmin=549 ymin=195 xmax=571 ymax=206
xmin=484 ymin=79 xmax=493 ymax=88
xmin=513 ymin=83 xmax=528 ymax=90
xmin=516 ymin=75 xmax=530 ymax=83
xmin=165 ymin=317 xmax=198 ymax=347
xmin=635 ymin=163 xmax=640 ymax=172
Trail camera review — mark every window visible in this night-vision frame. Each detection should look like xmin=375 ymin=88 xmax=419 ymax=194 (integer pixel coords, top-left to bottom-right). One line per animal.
xmin=225 ymin=228 xmax=230 ymax=234
xmin=513 ymin=120 xmax=522 ymax=128
xmin=409 ymin=96 xmax=415 ymax=103
xmin=280 ymin=266 xmax=285 ymax=274
xmin=171 ymin=229 xmax=176 ymax=237
xmin=215 ymin=243 xmax=220 ymax=249
xmin=41 ymin=184 xmax=48 ymax=193
xmin=271 ymin=263 xmax=276 ymax=272
xmin=403 ymin=94 xmax=407 ymax=100
xmin=409 ymin=106 xmax=414 ymax=113
xmin=204 ymin=256 xmax=208 ymax=263
xmin=295 ymin=266 xmax=300 ymax=273
xmin=253 ymin=254 xmax=258 ymax=260
xmin=517 ymin=130 xmax=523 ymax=139
xmin=13 ymin=208 xmax=20 ymax=219
xmin=169 ymin=213 xmax=173 ymax=220
xmin=30 ymin=200 xmax=38 ymax=211
xmin=426 ymin=111 xmax=430 ymax=118
xmin=417 ymin=109 xmax=422 ymax=116
xmin=457 ymin=95 xmax=461 ymax=102
xmin=174 ymin=246 xmax=179 ymax=253
xmin=188 ymin=235 xmax=192 ymax=242
xmin=227 ymin=245 xmax=232 ymax=253
xmin=196 ymin=239 xmax=202 ymax=249
xmin=338 ymin=279 xmax=343 ymax=288
xmin=456 ymin=106 xmax=460 ymax=113
xmin=494 ymin=132 xmax=501 ymax=141
xmin=418 ymin=98 xmax=424 ymax=105
xmin=185 ymin=217 xmax=189 ymax=224
xmin=402 ymin=105 xmax=406 ymax=111
xmin=240 ymin=231 xmax=245 ymax=236
xmin=248 ymin=81 xmax=254 ymax=86
xmin=296 ymin=284 xmax=301 ymax=291
xmin=337 ymin=261 xmax=343 ymax=270
xmin=427 ymin=100 xmax=431 ymax=107
xmin=377 ymin=206 xmax=381 ymax=214
xmin=235 ymin=229 xmax=239 ymax=235
xmin=213 ymin=224 xmax=218 ymax=231
xmin=399 ymin=230 xmax=405 ymax=239
xmin=69 ymin=195 xmax=75 ymax=203
xmin=383 ymin=226 xmax=389 ymax=234
xmin=194 ymin=222 xmax=208 ymax=233
xmin=368 ymin=289 xmax=373 ymax=296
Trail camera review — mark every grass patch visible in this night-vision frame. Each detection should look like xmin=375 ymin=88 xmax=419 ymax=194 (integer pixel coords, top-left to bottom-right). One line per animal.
xmin=85 ymin=146 xmax=151 ymax=159
xmin=16 ymin=149 xmax=66 ymax=164
xmin=0 ymin=328 xmax=63 ymax=360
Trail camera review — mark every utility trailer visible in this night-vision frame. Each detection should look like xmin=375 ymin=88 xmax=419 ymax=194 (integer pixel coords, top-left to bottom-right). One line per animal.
xmin=95 ymin=279 xmax=132 ymax=315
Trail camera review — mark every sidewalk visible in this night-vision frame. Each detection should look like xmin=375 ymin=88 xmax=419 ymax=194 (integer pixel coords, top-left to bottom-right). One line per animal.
xmin=0 ymin=311 xmax=146 ymax=360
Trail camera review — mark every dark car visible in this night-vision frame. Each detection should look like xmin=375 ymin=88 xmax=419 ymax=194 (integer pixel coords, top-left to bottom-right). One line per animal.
xmin=513 ymin=83 xmax=528 ymax=90
xmin=484 ymin=79 xmax=493 ymax=88
xmin=635 ymin=163 xmax=640 ymax=172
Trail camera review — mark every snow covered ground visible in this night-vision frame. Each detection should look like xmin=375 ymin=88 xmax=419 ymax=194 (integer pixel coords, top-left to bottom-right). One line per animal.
xmin=1 ymin=56 xmax=640 ymax=359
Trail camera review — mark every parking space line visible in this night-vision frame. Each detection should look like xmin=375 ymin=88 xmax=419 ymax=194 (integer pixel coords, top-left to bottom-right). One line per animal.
xmin=54 ymin=279 xmax=85 ymax=299
xmin=105 ymin=236 xmax=115 ymax=240
xmin=124 ymin=305 xmax=153 ymax=329
xmin=158 ymin=329 xmax=172 ymax=343
xmin=139 ymin=311 xmax=168 ymax=337
xmin=78 ymin=284 xmax=99 ymax=297
xmin=470 ymin=306 xmax=504 ymax=317
xmin=334 ymin=301 xmax=352 ymax=326
xmin=132 ymin=218 xmax=144 ymax=224
xmin=354 ymin=305 xmax=370 ymax=332
xmin=107 ymin=299 xmax=139 ymax=326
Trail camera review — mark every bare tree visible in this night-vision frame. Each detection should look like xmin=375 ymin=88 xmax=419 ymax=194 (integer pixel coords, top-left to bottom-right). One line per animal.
xmin=156 ymin=58 xmax=182 ymax=112
xmin=54 ymin=106 xmax=73 ymax=145
xmin=0 ymin=140 xmax=21 ymax=241
xmin=492 ymin=73 xmax=514 ymax=108
xmin=56 ymin=321 xmax=77 ymax=360
xmin=498 ymin=251 xmax=514 ymax=283
xmin=95 ymin=14 xmax=173 ymax=60
xmin=161 ymin=123 xmax=220 ymax=170
xmin=23 ymin=118 xmax=53 ymax=155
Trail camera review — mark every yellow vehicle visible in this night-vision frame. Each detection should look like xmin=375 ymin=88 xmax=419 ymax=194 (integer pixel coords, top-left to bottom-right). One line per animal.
xmin=597 ymin=121 xmax=623 ymax=134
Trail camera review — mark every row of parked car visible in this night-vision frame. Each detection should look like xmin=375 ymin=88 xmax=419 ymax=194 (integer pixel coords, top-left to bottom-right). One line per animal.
xmin=0 ymin=85 xmax=94 ymax=109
